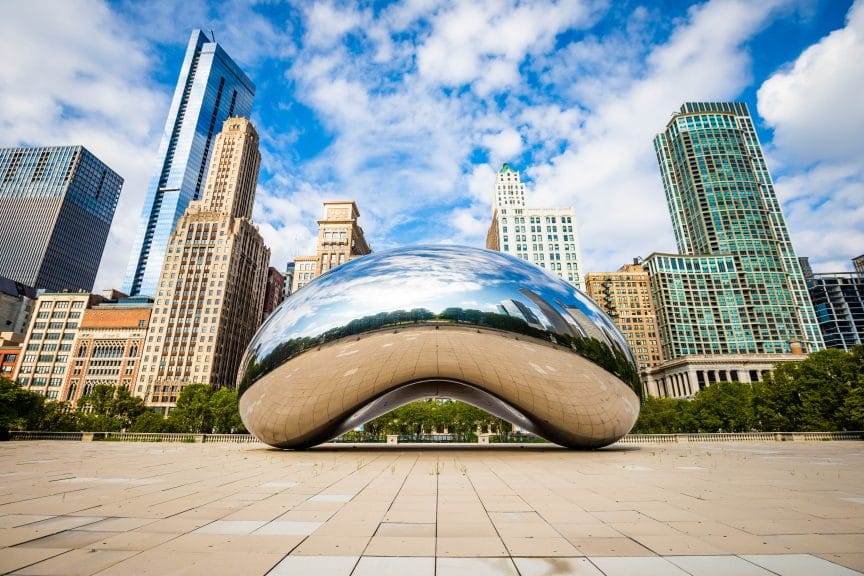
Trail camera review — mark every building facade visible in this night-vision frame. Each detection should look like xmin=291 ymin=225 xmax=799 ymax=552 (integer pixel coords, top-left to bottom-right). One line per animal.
xmin=0 ymin=276 xmax=37 ymax=335
xmin=585 ymin=262 xmax=663 ymax=370
xmin=262 ymin=266 xmax=285 ymax=320
xmin=1 ymin=332 xmax=24 ymax=381
xmin=0 ymin=146 xmax=123 ymax=292
xmin=641 ymin=353 xmax=805 ymax=399
xmin=13 ymin=292 xmax=105 ymax=399
xmin=854 ymin=255 xmax=864 ymax=276
xmin=124 ymin=30 xmax=255 ymax=297
xmin=652 ymin=102 xmax=822 ymax=356
xmin=807 ymin=271 xmax=864 ymax=351
xmin=283 ymin=262 xmax=295 ymax=299
xmin=486 ymin=163 xmax=585 ymax=290
xmin=290 ymin=201 xmax=371 ymax=293
xmin=65 ymin=300 xmax=152 ymax=407
xmin=136 ymin=117 xmax=269 ymax=414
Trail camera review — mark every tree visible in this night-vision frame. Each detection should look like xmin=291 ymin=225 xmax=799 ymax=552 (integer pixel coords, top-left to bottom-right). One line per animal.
xmin=168 ymin=384 xmax=214 ymax=433
xmin=209 ymin=387 xmax=245 ymax=433
xmin=631 ymin=396 xmax=694 ymax=434
xmin=34 ymin=400 xmax=79 ymax=432
xmin=690 ymin=381 xmax=755 ymax=432
xmin=0 ymin=376 xmax=44 ymax=439
xmin=761 ymin=347 xmax=862 ymax=431
xmin=129 ymin=411 xmax=174 ymax=433
xmin=78 ymin=385 xmax=115 ymax=416
xmin=76 ymin=385 xmax=146 ymax=431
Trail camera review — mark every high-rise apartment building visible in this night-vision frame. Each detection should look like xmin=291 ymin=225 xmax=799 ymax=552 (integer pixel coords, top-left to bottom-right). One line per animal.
xmin=262 ymin=267 xmax=285 ymax=320
xmin=585 ymin=262 xmax=663 ymax=370
xmin=0 ymin=146 xmax=123 ymax=292
xmin=486 ymin=164 xmax=584 ymax=290
xmin=136 ymin=118 xmax=269 ymax=414
xmin=13 ymin=292 xmax=105 ymax=399
xmin=124 ymin=30 xmax=255 ymax=297
xmin=806 ymin=260 xmax=864 ymax=351
xmin=640 ymin=102 xmax=820 ymax=398
xmin=291 ymin=201 xmax=371 ymax=292
xmin=651 ymin=102 xmax=822 ymax=355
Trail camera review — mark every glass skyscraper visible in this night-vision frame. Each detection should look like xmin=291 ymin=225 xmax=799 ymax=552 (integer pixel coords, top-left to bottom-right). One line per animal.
xmin=124 ymin=30 xmax=254 ymax=297
xmin=0 ymin=146 xmax=123 ymax=292
xmin=649 ymin=102 xmax=823 ymax=358
xmin=807 ymin=271 xmax=863 ymax=351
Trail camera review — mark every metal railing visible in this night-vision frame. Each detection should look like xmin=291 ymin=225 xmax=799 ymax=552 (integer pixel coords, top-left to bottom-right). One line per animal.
xmin=7 ymin=430 xmax=863 ymax=444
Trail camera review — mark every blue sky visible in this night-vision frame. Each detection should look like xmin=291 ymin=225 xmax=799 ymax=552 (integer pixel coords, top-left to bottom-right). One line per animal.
xmin=1 ymin=0 xmax=862 ymax=292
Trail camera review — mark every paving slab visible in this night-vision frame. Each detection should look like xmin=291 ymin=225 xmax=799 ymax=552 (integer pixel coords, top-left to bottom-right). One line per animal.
xmin=0 ymin=440 xmax=862 ymax=575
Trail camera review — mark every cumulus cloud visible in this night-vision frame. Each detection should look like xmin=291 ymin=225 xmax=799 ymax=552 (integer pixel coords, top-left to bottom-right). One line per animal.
xmin=758 ymin=0 xmax=864 ymax=164
xmin=529 ymin=0 xmax=788 ymax=270
xmin=4 ymin=0 xmax=855 ymax=293
xmin=758 ymin=0 xmax=864 ymax=271
xmin=0 ymin=0 xmax=167 ymax=292
xmin=416 ymin=0 xmax=600 ymax=94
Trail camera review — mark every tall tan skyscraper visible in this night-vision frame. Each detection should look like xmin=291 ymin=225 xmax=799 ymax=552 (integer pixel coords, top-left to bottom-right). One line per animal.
xmin=136 ymin=117 xmax=270 ymax=414
xmin=585 ymin=262 xmax=663 ymax=371
xmin=291 ymin=201 xmax=371 ymax=292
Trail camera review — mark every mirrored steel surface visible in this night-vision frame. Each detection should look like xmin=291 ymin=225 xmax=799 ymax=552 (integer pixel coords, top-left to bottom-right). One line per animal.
xmin=237 ymin=245 xmax=641 ymax=449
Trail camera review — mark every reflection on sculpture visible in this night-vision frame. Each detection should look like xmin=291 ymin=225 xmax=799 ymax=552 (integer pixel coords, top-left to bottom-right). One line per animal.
xmin=237 ymin=245 xmax=641 ymax=449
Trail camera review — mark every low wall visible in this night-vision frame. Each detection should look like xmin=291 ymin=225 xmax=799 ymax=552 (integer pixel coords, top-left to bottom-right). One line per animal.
xmin=7 ymin=430 xmax=863 ymax=444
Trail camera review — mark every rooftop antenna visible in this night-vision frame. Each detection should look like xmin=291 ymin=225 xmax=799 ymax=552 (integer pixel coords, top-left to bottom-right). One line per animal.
xmin=209 ymin=29 xmax=216 ymax=43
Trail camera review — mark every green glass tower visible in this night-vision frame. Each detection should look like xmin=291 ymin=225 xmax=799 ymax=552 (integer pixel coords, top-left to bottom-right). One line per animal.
xmin=649 ymin=102 xmax=822 ymax=358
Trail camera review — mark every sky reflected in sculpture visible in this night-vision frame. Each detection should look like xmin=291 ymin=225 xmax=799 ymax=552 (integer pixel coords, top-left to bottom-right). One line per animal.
xmin=242 ymin=245 xmax=636 ymax=392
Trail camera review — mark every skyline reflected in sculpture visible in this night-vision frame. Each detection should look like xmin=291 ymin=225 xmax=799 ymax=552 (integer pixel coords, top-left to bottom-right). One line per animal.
xmin=237 ymin=245 xmax=641 ymax=449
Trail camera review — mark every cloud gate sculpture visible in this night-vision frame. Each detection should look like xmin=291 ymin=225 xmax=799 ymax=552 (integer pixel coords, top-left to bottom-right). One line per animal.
xmin=237 ymin=245 xmax=641 ymax=449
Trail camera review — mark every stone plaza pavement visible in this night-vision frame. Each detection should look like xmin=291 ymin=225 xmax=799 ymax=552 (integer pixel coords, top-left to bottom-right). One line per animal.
xmin=0 ymin=441 xmax=862 ymax=575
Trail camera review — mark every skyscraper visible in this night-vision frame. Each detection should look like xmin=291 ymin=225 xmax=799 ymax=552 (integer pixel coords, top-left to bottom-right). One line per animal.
xmin=651 ymin=102 xmax=822 ymax=355
xmin=807 ymin=272 xmax=863 ymax=351
xmin=0 ymin=146 xmax=123 ymax=292
xmin=486 ymin=164 xmax=585 ymax=290
xmin=639 ymin=103 xmax=822 ymax=398
xmin=291 ymin=201 xmax=371 ymax=292
xmin=124 ymin=30 xmax=255 ymax=297
xmin=135 ymin=118 xmax=269 ymax=413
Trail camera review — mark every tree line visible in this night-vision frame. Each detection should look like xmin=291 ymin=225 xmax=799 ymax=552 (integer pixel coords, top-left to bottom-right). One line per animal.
xmin=633 ymin=346 xmax=864 ymax=433
xmin=0 ymin=379 xmax=245 ymax=439
xmin=3 ymin=346 xmax=862 ymax=440
xmin=360 ymin=399 xmax=512 ymax=438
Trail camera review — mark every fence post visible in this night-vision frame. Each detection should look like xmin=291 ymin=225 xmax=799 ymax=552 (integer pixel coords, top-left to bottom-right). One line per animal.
xmin=387 ymin=435 xmax=399 ymax=445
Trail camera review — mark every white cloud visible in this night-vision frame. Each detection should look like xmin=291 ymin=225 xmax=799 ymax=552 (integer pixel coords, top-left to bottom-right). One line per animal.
xmin=0 ymin=0 xmax=167 ymax=292
xmin=416 ymin=0 xmax=600 ymax=93
xmin=528 ymin=0 xmax=789 ymax=271
xmin=758 ymin=0 xmax=864 ymax=164
xmin=757 ymin=0 xmax=864 ymax=271
xmin=482 ymin=128 xmax=524 ymax=164
xmin=304 ymin=2 xmax=366 ymax=49
xmin=6 ymin=0 xmax=855 ymax=297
